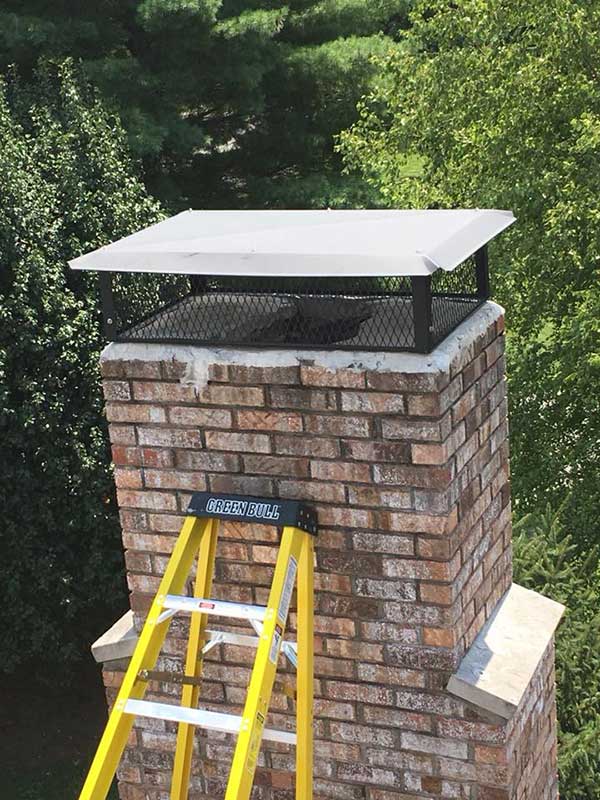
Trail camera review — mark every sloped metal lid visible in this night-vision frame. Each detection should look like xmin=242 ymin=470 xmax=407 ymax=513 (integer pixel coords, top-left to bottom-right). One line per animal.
xmin=69 ymin=208 xmax=515 ymax=277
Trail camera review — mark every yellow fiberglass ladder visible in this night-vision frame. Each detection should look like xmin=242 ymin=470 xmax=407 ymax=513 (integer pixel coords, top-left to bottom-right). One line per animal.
xmin=78 ymin=491 xmax=317 ymax=800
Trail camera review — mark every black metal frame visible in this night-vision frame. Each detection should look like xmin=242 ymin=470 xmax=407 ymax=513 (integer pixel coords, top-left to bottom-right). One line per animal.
xmin=98 ymin=246 xmax=489 ymax=354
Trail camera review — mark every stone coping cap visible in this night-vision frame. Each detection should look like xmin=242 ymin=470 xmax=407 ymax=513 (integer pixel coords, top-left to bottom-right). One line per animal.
xmin=447 ymin=583 xmax=565 ymax=720
xmin=91 ymin=610 xmax=137 ymax=664
xmin=101 ymin=301 xmax=504 ymax=386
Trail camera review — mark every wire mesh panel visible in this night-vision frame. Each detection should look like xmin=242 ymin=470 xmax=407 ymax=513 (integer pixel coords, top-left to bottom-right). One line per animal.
xmin=101 ymin=250 xmax=488 ymax=353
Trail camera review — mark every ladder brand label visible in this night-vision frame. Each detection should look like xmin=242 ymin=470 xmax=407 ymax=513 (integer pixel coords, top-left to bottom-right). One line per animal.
xmin=277 ymin=556 xmax=297 ymax=623
xmin=205 ymin=496 xmax=281 ymax=521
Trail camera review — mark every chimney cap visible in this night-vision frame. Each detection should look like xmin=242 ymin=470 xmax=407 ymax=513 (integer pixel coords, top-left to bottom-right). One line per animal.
xmin=69 ymin=208 xmax=515 ymax=278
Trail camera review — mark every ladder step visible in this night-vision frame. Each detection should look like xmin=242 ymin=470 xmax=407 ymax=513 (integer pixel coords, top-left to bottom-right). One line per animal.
xmin=163 ymin=595 xmax=267 ymax=622
xmin=124 ymin=699 xmax=296 ymax=745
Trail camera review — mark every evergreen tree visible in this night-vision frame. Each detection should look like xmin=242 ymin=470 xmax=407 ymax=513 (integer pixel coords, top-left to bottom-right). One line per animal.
xmin=0 ymin=1 xmax=411 ymax=208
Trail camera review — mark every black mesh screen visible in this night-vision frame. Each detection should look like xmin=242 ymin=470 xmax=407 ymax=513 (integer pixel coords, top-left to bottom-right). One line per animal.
xmin=104 ymin=256 xmax=486 ymax=353
xmin=430 ymin=255 xmax=482 ymax=348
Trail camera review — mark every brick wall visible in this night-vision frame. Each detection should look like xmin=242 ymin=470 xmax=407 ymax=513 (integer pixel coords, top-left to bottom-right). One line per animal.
xmin=98 ymin=305 xmax=558 ymax=799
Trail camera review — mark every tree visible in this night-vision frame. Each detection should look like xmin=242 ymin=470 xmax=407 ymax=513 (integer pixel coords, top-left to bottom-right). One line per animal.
xmin=339 ymin=3 xmax=600 ymax=794
xmin=340 ymin=0 xmax=600 ymax=548
xmin=0 ymin=1 xmax=411 ymax=209
xmin=0 ymin=60 xmax=162 ymax=677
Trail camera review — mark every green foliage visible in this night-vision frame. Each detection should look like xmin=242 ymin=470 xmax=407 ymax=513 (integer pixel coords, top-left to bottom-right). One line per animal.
xmin=339 ymin=0 xmax=600 ymax=547
xmin=0 ymin=1 xmax=412 ymax=209
xmin=0 ymin=60 xmax=162 ymax=677
xmin=340 ymin=5 xmax=600 ymax=793
xmin=514 ymin=506 xmax=600 ymax=798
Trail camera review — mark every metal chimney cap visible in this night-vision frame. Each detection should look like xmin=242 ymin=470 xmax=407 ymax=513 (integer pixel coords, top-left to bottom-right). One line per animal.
xmin=69 ymin=208 xmax=515 ymax=278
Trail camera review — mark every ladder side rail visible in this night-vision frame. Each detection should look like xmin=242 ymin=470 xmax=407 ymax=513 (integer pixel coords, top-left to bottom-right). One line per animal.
xmin=78 ymin=515 xmax=210 ymax=800
xmin=224 ymin=526 xmax=306 ymax=800
xmin=296 ymin=533 xmax=315 ymax=800
xmin=171 ymin=517 xmax=220 ymax=800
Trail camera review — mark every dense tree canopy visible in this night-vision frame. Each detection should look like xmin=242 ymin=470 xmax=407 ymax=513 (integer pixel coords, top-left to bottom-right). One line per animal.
xmin=0 ymin=1 xmax=410 ymax=208
xmin=0 ymin=61 xmax=161 ymax=675
xmin=339 ymin=2 xmax=600 ymax=793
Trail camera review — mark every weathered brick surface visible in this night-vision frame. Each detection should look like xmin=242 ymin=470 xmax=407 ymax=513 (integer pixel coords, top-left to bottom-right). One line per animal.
xmin=100 ymin=311 xmax=559 ymax=799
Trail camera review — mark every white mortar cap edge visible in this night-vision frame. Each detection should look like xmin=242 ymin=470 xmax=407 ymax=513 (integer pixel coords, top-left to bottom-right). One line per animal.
xmin=100 ymin=301 xmax=505 ymax=379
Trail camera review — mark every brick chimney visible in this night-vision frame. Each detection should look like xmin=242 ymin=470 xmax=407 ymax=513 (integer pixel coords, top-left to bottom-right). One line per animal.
xmin=95 ymin=302 xmax=564 ymax=800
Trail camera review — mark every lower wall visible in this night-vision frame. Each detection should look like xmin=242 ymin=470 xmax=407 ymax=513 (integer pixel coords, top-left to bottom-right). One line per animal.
xmin=509 ymin=642 xmax=559 ymax=800
xmin=99 ymin=559 xmax=561 ymax=800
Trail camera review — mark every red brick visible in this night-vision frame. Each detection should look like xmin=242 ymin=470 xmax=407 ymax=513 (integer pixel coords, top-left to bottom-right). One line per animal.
xmin=406 ymin=393 xmax=441 ymax=417
xmin=108 ymin=424 xmax=136 ymax=445
xmin=352 ymin=531 xmax=414 ymax=556
xmin=114 ymin=467 xmax=143 ymax=489
xmin=117 ymin=489 xmax=177 ymax=511
xmin=273 ymin=434 xmax=340 ymax=459
xmin=324 ymin=681 xmax=395 ymax=705
xmin=131 ymin=381 xmax=197 ymax=403
xmin=175 ymin=450 xmax=240 ymax=472
xmin=475 ymin=745 xmax=508 ymax=765
xmin=103 ymin=380 xmax=131 ymax=401
xmin=346 ymin=486 xmax=412 ymax=509
xmin=140 ymin=448 xmax=174 ymax=469
xmin=105 ymin=403 xmax=166 ymax=424
xmin=310 ymin=459 xmax=371 ymax=483
xmin=167 ymin=406 xmax=232 ymax=427
xmin=383 ymin=558 xmax=451 ymax=582
xmin=304 ymin=414 xmax=370 ymax=438
xmin=452 ymin=384 xmax=479 ymax=424
xmin=373 ymin=464 xmax=452 ymax=489
xmin=119 ymin=509 xmax=148 ymax=532
xmin=205 ymin=431 xmax=270 ymax=453
xmin=416 ymin=536 xmax=451 ymax=560
xmin=236 ymin=409 xmax=302 ymax=432
xmin=112 ymin=446 xmax=142 ymax=467
xmin=269 ymin=386 xmax=337 ymax=411
xmin=137 ymin=427 xmax=202 ymax=449
xmin=278 ymin=479 xmax=345 ymax=504
xmin=357 ymin=663 xmax=425 ymax=688
xmin=209 ymin=474 xmax=273 ymax=496
xmin=343 ymin=440 xmax=411 ymax=463
xmin=208 ymin=384 xmax=267 ymax=406
xmin=411 ymin=442 xmax=448 ymax=465
xmin=437 ymin=718 xmax=505 ymax=744
xmin=319 ymin=550 xmax=382 ymax=575
xmin=124 ymin=550 xmax=152 ymax=573
xmin=227 ymin=364 xmax=300 ymax=385
xmin=243 ymin=454 xmax=309 ymax=477
xmin=341 ymin=391 xmax=405 ymax=414
xmin=102 ymin=358 xmax=161 ymax=379
xmin=366 ymin=371 xmax=444 ymax=392
xmin=422 ymin=627 xmax=455 ymax=647
xmin=317 ymin=506 xmax=374 ymax=528
xmin=477 ymin=788 xmax=509 ymax=800
xmin=382 ymin=415 xmax=450 ymax=442
xmin=386 ymin=508 xmax=458 ymax=535
xmin=300 ymin=366 xmax=365 ymax=388
xmin=144 ymin=469 xmax=206 ymax=491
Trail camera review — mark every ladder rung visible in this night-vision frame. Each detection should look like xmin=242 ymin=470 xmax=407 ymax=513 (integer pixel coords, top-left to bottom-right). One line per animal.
xmin=163 ymin=596 xmax=267 ymax=622
xmin=205 ymin=629 xmax=297 ymax=652
xmin=124 ymin=699 xmax=296 ymax=745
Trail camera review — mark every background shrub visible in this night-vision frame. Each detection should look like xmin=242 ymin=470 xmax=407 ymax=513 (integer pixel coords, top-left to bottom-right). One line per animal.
xmin=0 ymin=60 xmax=162 ymax=678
